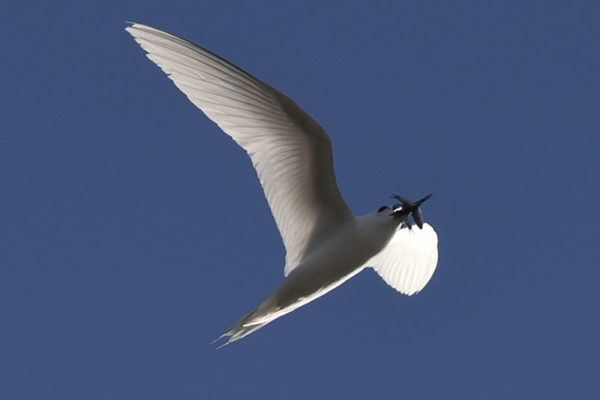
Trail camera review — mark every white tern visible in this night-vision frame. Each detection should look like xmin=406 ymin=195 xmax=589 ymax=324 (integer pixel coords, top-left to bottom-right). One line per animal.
xmin=126 ymin=23 xmax=439 ymax=347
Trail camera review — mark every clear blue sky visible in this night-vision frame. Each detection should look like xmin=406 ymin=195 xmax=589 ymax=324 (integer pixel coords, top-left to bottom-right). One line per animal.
xmin=3 ymin=1 xmax=599 ymax=398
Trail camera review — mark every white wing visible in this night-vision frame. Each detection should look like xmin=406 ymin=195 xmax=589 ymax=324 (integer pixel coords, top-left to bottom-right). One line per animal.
xmin=126 ymin=24 xmax=353 ymax=275
xmin=368 ymin=223 xmax=438 ymax=295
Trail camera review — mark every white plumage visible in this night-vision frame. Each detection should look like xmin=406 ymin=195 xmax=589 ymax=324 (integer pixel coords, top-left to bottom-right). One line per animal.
xmin=126 ymin=23 xmax=438 ymax=346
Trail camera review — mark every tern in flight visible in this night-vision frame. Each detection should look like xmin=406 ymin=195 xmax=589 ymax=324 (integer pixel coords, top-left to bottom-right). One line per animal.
xmin=126 ymin=23 xmax=439 ymax=347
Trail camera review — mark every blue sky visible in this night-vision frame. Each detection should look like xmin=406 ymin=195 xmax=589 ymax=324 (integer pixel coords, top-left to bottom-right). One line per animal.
xmin=3 ymin=1 xmax=599 ymax=398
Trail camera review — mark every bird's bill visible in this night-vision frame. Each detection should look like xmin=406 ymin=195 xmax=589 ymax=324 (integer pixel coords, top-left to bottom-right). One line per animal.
xmin=390 ymin=193 xmax=433 ymax=229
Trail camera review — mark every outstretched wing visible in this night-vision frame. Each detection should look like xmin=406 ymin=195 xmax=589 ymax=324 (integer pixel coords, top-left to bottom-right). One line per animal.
xmin=126 ymin=24 xmax=354 ymax=275
xmin=368 ymin=223 xmax=438 ymax=295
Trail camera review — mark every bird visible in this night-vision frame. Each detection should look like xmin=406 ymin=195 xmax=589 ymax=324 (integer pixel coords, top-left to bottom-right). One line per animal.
xmin=126 ymin=23 xmax=439 ymax=347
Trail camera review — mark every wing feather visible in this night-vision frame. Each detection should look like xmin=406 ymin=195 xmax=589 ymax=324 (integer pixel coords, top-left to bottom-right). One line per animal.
xmin=126 ymin=23 xmax=353 ymax=274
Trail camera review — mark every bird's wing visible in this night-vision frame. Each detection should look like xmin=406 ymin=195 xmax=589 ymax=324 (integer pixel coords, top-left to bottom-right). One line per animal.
xmin=367 ymin=223 xmax=438 ymax=295
xmin=126 ymin=24 xmax=353 ymax=274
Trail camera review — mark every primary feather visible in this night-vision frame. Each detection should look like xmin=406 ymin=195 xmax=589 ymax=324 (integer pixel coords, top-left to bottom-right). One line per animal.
xmin=126 ymin=23 xmax=353 ymax=275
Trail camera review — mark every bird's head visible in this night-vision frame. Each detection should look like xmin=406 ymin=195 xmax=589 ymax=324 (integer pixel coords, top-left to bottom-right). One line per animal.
xmin=378 ymin=193 xmax=432 ymax=229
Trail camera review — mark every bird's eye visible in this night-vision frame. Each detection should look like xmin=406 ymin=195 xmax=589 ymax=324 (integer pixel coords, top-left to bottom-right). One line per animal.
xmin=377 ymin=206 xmax=390 ymax=213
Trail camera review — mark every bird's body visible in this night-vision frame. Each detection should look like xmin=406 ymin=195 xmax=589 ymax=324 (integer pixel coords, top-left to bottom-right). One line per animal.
xmin=126 ymin=23 xmax=439 ymax=347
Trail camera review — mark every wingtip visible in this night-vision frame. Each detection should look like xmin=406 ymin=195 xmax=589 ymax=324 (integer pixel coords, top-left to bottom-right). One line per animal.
xmin=210 ymin=326 xmax=236 ymax=349
xmin=124 ymin=22 xmax=141 ymax=38
xmin=124 ymin=22 xmax=154 ymax=35
xmin=124 ymin=21 xmax=139 ymax=31
xmin=213 ymin=339 xmax=230 ymax=350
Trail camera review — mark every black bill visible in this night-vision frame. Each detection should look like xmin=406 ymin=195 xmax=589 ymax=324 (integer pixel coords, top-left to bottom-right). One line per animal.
xmin=390 ymin=193 xmax=433 ymax=229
